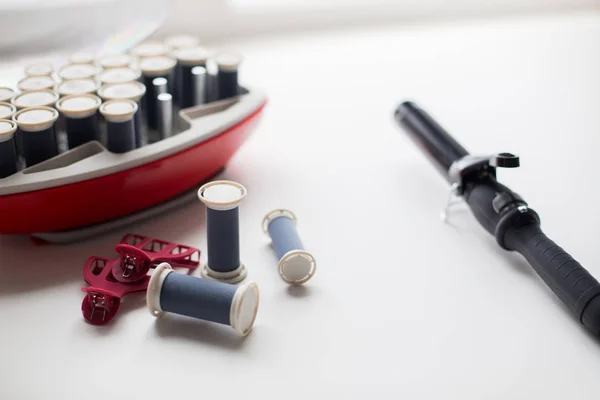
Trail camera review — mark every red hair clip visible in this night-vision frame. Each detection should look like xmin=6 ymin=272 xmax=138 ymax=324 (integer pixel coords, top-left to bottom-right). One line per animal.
xmin=81 ymin=234 xmax=200 ymax=325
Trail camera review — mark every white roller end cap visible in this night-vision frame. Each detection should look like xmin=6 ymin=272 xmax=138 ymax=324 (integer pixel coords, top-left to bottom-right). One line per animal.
xmin=278 ymin=250 xmax=316 ymax=285
xmin=201 ymin=264 xmax=247 ymax=284
xmin=197 ymin=180 xmax=247 ymax=211
xmin=146 ymin=263 xmax=174 ymax=317
xmin=230 ymin=280 xmax=260 ymax=336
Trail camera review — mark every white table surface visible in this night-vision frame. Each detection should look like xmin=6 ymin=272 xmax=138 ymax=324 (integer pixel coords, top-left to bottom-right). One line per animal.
xmin=2 ymin=10 xmax=600 ymax=400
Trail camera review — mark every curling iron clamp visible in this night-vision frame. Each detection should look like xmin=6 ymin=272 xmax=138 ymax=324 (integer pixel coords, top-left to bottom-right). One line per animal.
xmin=394 ymin=101 xmax=600 ymax=336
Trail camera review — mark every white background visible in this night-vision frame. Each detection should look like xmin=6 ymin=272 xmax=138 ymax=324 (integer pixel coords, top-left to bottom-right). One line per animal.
xmin=1 ymin=9 xmax=600 ymax=400
xmin=159 ymin=0 xmax=600 ymax=39
xmin=1 ymin=0 xmax=599 ymax=57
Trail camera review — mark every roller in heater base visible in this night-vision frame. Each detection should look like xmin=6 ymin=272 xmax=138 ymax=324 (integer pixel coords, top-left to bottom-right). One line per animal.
xmin=0 ymin=89 xmax=267 ymax=237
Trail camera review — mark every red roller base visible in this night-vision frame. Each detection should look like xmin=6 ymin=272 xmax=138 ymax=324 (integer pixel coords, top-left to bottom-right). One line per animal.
xmin=0 ymin=103 xmax=265 ymax=234
xmin=82 ymin=234 xmax=200 ymax=325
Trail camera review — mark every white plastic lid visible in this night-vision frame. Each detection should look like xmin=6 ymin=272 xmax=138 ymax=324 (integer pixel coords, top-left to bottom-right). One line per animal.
xmin=13 ymin=107 xmax=59 ymax=132
xmin=12 ymin=90 xmax=59 ymax=109
xmin=98 ymin=54 xmax=135 ymax=69
xmin=146 ymin=263 xmax=173 ymax=317
xmin=56 ymin=94 xmax=102 ymax=119
xmin=0 ymin=120 xmax=17 ymax=142
xmin=0 ymin=87 xmax=16 ymax=102
xmin=175 ymin=47 xmax=210 ymax=66
xmin=17 ymin=76 xmax=55 ymax=92
xmin=69 ymin=52 xmax=96 ymax=65
xmin=58 ymin=64 xmax=100 ymax=80
xmin=140 ymin=56 xmax=177 ymax=77
xmin=164 ymin=34 xmax=200 ymax=50
xmin=56 ymin=79 xmax=98 ymax=96
xmin=278 ymin=250 xmax=316 ymax=285
xmin=0 ymin=102 xmax=16 ymax=120
xmin=97 ymin=82 xmax=146 ymax=102
xmin=99 ymin=67 xmax=142 ymax=85
xmin=215 ymin=53 xmax=243 ymax=71
xmin=197 ymin=180 xmax=247 ymax=211
xmin=230 ymin=281 xmax=260 ymax=336
xmin=201 ymin=263 xmax=247 ymax=284
xmin=24 ymin=63 xmax=54 ymax=77
xmin=99 ymin=99 xmax=138 ymax=123
xmin=131 ymin=41 xmax=169 ymax=58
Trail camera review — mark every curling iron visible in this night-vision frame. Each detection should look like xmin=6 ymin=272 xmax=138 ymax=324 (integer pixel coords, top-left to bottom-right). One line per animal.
xmin=394 ymin=101 xmax=600 ymax=336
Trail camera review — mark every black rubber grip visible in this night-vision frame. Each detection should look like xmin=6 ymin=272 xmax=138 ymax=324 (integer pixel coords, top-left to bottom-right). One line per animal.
xmin=504 ymin=223 xmax=600 ymax=335
xmin=395 ymin=101 xmax=469 ymax=178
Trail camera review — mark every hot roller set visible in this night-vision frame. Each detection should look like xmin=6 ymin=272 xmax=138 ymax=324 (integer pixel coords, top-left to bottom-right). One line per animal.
xmin=394 ymin=101 xmax=600 ymax=336
xmin=0 ymin=37 xmax=267 ymax=241
xmin=0 ymin=27 xmax=317 ymax=339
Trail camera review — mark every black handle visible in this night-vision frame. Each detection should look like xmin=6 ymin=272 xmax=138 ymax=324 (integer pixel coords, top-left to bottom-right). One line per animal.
xmin=395 ymin=101 xmax=469 ymax=179
xmin=504 ymin=222 xmax=600 ymax=335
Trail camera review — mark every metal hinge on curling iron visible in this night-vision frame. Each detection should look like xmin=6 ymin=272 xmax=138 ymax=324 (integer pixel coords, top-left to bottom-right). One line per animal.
xmin=441 ymin=153 xmax=520 ymax=221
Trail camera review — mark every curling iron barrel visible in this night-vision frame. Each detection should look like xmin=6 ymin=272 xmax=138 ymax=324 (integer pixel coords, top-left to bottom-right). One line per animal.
xmin=395 ymin=100 xmax=600 ymax=336
xmin=394 ymin=101 xmax=468 ymax=179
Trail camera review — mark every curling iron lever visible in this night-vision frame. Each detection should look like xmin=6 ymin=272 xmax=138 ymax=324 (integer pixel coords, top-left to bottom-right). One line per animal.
xmin=442 ymin=153 xmax=520 ymax=220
